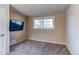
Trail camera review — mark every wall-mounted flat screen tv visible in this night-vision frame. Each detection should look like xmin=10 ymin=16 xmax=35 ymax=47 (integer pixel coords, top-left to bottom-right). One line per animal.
xmin=9 ymin=20 xmax=24 ymax=31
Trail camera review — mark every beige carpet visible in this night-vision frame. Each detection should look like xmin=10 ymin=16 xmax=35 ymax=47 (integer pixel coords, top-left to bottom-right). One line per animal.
xmin=9 ymin=40 xmax=71 ymax=55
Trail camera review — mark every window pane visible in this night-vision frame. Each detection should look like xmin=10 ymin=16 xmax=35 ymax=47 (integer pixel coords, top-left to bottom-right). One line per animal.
xmin=34 ymin=19 xmax=44 ymax=29
xmin=33 ymin=17 xmax=55 ymax=29
xmin=44 ymin=19 xmax=53 ymax=28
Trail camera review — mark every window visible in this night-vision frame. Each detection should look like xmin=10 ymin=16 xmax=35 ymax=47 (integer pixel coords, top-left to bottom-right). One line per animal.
xmin=33 ymin=16 xmax=55 ymax=30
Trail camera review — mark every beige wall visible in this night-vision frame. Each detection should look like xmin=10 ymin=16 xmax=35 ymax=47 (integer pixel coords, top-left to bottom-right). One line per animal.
xmin=10 ymin=6 xmax=28 ymax=44
xmin=66 ymin=4 xmax=79 ymax=54
xmin=28 ymin=12 xmax=66 ymax=45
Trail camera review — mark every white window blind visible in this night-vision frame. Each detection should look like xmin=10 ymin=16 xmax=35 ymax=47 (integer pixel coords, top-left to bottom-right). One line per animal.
xmin=33 ymin=16 xmax=55 ymax=30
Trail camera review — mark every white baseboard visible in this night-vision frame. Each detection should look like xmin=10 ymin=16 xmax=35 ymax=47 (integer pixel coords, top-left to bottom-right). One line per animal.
xmin=29 ymin=38 xmax=65 ymax=45
xmin=10 ymin=40 xmax=16 ymax=46
xmin=66 ymin=45 xmax=73 ymax=55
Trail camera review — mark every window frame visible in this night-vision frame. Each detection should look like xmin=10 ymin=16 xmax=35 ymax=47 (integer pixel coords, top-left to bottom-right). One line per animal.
xmin=33 ymin=16 xmax=55 ymax=30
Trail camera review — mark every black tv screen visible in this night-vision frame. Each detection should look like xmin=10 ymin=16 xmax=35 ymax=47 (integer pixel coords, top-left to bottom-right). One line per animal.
xmin=10 ymin=20 xmax=24 ymax=31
